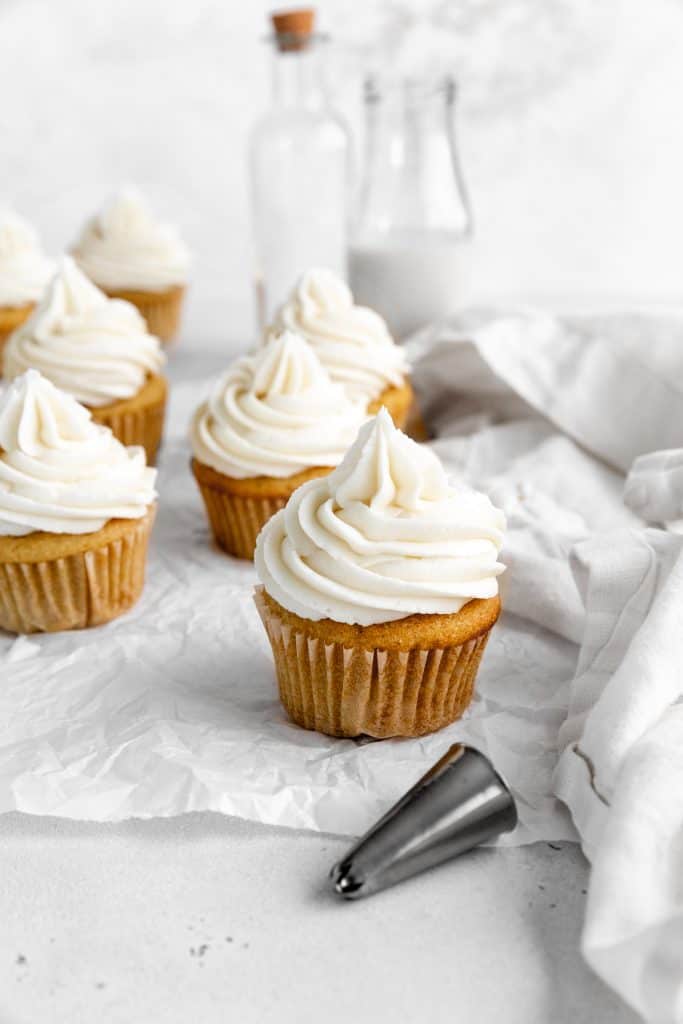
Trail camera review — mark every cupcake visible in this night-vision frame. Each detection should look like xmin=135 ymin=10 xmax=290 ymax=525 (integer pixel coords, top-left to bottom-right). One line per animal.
xmin=72 ymin=188 xmax=190 ymax=343
xmin=272 ymin=267 xmax=413 ymax=428
xmin=190 ymin=329 xmax=367 ymax=560
xmin=0 ymin=210 xmax=53 ymax=367
xmin=4 ymin=256 xmax=167 ymax=464
xmin=254 ymin=408 xmax=505 ymax=738
xmin=0 ymin=370 xmax=157 ymax=634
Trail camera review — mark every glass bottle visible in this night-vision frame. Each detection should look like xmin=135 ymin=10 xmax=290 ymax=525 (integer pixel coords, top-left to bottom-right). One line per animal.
xmin=349 ymin=74 xmax=473 ymax=339
xmin=249 ymin=9 xmax=351 ymax=330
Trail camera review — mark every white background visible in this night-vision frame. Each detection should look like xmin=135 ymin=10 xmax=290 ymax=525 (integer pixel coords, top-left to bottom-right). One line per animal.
xmin=2 ymin=0 xmax=683 ymax=343
xmin=0 ymin=3 xmax=676 ymax=1021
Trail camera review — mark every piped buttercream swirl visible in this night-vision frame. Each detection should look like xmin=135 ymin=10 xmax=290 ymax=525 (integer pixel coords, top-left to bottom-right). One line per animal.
xmin=0 ymin=209 xmax=53 ymax=308
xmin=4 ymin=257 xmax=165 ymax=408
xmin=0 ymin=370 xmax=156 ymax=536
xmin=191 ymin=330 xmax=367 ymax=479
xmin=73 ymin=188 xmax=190 ymax=292
xmin=255 ymin=408 xmax=506 ymax=625
xmin=272 ymin=268 xmax=409 ymax=402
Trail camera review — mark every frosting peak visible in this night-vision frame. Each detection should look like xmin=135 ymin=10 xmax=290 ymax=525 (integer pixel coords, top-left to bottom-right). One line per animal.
xmin=0 ymin=371 xmax=156 ymax=537
xmin=0 ymin=209 xmax=53 ymax=308
xmin=272 ymin=268 xmax=409 ymax=402
xmin=4 ymin=256 xmax=165 ymax=408
xmin=190 ymin=330 xmax=367 ymax=479
xmin=255 ymin=411 xmax=506 ymax=626
xmin=332 ymin=407 xmax=448 ymax=512
xmin=251 ymin=330 xmax=328 ymax=397
xmin=297 ymin=268 xmax=354 ymax=317
xmin=73 ymin=188 xmax=190 ymax=292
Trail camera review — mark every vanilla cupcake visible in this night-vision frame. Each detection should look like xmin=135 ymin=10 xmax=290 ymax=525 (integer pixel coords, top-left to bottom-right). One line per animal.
xmin=255 ymin=408 xmax=505 ymax=738
xmin=72 ymin=188 xmax=190 ymax=343
xmin=272 ymin=268 xmax=413 ymax=428
xmin=191 ymin=330 xmax=367 ymax=560
xmin=0 ymin=371 xmax=157 ymax=633
xmin=4 ymin=257 xmax=167 ymax=464
xmin=0 ymin=210 xmax=53 ymax=366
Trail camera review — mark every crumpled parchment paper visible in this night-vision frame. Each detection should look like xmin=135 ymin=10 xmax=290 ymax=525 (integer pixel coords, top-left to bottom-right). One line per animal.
xmin=0 ymin=369 xmax=580 ymax=842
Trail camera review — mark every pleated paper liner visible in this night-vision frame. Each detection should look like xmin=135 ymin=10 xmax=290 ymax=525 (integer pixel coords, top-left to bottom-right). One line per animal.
xmin=0 ymin=506 xmax=156 ymax=634
xmin=0 ymin=303 xmax=34 ymax=372
xmin=254 ymin=587 xmax=501 ymax=738
xmin=191 ymin=459 xmax=332 ymax=561
xmin=103 ymin=284 xmax=185 ymax=344
xmin=90 ymin=373 xmax=167 ymax=465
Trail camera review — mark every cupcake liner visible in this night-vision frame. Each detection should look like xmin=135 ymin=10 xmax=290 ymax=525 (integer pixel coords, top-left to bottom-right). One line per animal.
xmin=103 ymin=285 xmax=185 ymax=344
xmin=194 ymin=475 xmax=287 ymax=560
xmin=0 ymin=509 xmax=155 ymax=635
xmin=192 ymin=460 xmax=332 ymax=561
xmin=90 ymin=374 xmax=167 ymax=465
xmin=254 ymin=588 xmax=494 ymax=738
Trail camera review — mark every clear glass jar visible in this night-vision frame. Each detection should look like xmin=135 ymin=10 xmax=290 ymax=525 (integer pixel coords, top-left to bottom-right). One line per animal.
xmin=349 ymin=75 xmax=473 ymax=338
xmin=249 ymin=23 xmax=351 ymax=330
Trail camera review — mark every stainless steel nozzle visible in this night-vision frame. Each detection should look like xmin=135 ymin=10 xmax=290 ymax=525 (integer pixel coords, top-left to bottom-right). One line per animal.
xmin=331 ymin=744 xmax=517 ymax=900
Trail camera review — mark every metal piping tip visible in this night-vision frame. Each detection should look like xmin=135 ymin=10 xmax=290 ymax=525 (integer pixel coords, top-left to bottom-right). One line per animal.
xmin=331 ymin=862 xmax=365 ymax=899
xmin=330 ymin=744 xmax=517 ymax=900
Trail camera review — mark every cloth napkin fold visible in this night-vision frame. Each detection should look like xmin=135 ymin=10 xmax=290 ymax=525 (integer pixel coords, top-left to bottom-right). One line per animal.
xmin=410 ymin=309 xmax=683 ymax=1023
xmin=555 ymin=532 xmax=683 ymax=1024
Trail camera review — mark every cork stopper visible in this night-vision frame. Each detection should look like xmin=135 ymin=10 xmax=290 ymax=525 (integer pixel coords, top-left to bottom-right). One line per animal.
xmin=271 ymin=8 xmax=316 ymax=51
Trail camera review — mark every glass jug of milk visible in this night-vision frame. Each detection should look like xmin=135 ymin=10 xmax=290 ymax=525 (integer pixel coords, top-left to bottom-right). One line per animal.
xmin=349 ymin=74 xmax=473 ymax=339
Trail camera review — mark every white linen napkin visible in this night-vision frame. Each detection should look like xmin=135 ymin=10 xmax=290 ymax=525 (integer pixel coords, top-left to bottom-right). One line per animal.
xmin=409 ymin=309 xmax=683 ymax=1023
xmin=555 ymin=531 xmax=683 ymax=1024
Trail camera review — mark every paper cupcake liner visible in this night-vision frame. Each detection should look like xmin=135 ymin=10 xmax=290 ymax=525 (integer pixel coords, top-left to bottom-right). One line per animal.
xmin=91 ymin=378 xmax=167 ymax=465
xmin=254 ymin=589 xmax=493 ymax=738
xmin=195 ymin=477 xmax=287 ymax=560
xmin=0 ymin=510 xmax=154 ymax=634
xmin=104 ymin=285 xmax=185 ymax=344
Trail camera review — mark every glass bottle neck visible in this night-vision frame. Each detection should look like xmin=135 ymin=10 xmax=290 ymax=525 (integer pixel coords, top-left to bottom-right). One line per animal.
xmin=269 ymin=45 xmax=327 ymax=109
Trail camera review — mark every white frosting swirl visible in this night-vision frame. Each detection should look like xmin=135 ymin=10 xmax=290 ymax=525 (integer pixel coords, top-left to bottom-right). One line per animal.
xmin=255 ymin=408 xmax=506 ymax=625
xmin=0 ymin=209 xmax=53 ymax=308
xmin=4 ymin=256 xmax=165 ymax=409
xmin=272 ymin=268 xmax=409 ymax=402
xmin=73 ymin=188 xmax=190 ymax=292
xmin=0 ymin=370 xmax=156 ymax=537
xmin=191 ymin=330 xmax=367 ymax=479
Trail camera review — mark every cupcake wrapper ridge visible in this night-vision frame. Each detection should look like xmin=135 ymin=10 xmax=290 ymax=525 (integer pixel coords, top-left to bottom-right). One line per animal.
xmin=254 ymin=588 xmax=493 ymax=738
xmin=104 ymin=285 xmax=185 ymax=343
xmin=195 ymin=479 xmax=286 ymax=560
xmin=91 ymin=377 xmax=167 ymax=466
xmin=0 ymin=509 xmax=155 ymax=634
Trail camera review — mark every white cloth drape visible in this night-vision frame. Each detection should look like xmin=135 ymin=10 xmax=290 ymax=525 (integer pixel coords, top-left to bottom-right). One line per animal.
xmin=409 ymin=309 xmax=683 ymax=1024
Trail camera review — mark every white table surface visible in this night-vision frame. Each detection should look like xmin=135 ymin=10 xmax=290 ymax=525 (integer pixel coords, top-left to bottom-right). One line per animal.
xmin=0 ymin=814 xmax=638 ymax=1024
xmin=0 ymin=325 xmax=640 ymax=1024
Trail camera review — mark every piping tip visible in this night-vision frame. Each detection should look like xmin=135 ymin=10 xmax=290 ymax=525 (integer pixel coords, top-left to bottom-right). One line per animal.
xmin=331 ymin=861 xmax=364 ymax=899
xmin=330 ymin=744 xmax=517 ymax=900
